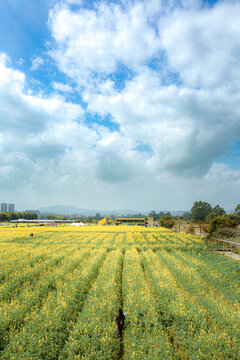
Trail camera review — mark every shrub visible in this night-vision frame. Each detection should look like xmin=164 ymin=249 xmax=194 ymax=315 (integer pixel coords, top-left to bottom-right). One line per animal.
xmin=186 ymin=224 xmax=195 ymax=234
xmin=208 ymin=215 xmax=238 ymax=237
xmin=201 ymin=224 xmax=209 ymax=233
xmin=159 ymin=216 xmax=175 ymax=229
xmin=206 ymin=212 xmax=220 ymax=223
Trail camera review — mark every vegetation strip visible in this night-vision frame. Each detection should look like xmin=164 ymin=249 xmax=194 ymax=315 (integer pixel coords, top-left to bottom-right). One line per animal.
xmin=157 ymin=250 xmax=240 ymax=342
xmin=143 ymin=249 xmax=239 ymax=359
xmin=60 ymin=250 xmax=123 ymax=360
xmin=118 ymin=251 xmax=124 ymax=360
xmin=140 ymin=256 xmax=185 ymax=360
xmin=0 ymin=225 xmax=240 ymax=359
xmin=170 ymin=250 xmax=240 ymax=308
xmin=1 ymin=250 xmax=106 ymax=360
xmin=0 ymin=250 xmax=89 ymax=351
xmin=122 ymin=248 xmax=176 ymax=360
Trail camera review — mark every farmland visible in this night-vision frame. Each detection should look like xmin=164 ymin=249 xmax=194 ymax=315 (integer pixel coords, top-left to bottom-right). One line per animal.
xmin=0 ymin=225 xmax=239 ymax=359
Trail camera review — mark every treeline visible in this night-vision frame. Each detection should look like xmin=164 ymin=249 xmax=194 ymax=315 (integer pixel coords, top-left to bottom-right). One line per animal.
xmin=156 ymin=202 xmax=240 ymax=235
xmin=0 ymin=212 xmax=38 ymax=222
xmin=190 ymin=201 xmax=240 ymax=236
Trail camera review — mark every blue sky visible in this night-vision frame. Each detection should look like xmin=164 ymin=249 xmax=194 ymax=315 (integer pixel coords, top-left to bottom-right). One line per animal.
xmin=0 ymin=1 xmax=50 ymax=65
xmin=0 ymin=0 xmax=239 ymax=211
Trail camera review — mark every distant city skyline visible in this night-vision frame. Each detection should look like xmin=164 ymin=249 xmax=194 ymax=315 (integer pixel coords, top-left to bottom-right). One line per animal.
xmin=0 ymin=203 xmax=15 ymax=212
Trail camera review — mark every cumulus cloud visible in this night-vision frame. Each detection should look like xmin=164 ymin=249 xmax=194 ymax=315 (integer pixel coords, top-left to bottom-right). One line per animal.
xmin=159 ymin=1 xmax=240 ymax=88
xmin=52 ymin=81 xmax=73 ymax=92
xmin=1 ymin=1 xmax=240 ymax=210
xmin=44 ymin=0 xmax=240 ymax=209
xmin=88 ymin=68 xmax=240 ymax=176
xmin=48 ymin=0 xmax=161 ymax=86
xmin=31 ymin=55 xmax=44 ymax=70
xmin=0 ymin=53 xmax=97 ymax=193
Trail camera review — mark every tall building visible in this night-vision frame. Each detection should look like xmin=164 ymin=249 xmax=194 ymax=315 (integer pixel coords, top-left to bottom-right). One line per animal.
xmin=8 ymin=204 xmax=15 ymax=212
xmin=0 ymin=203 xmax=15 ymax=212
xmin=1 ymin=203 xmax=8 ymax=212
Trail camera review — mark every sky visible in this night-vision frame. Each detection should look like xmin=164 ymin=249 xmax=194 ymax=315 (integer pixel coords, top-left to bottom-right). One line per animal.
xmin=0 ymin=0 xmax=239 ymax=212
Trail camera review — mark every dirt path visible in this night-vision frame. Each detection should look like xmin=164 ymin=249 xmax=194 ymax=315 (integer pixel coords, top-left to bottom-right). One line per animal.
xmin=221 ymin=251 xmax=240 ymax=261
xmin=211 ymin=250 xmax=240 ymax=261
xmin=118 ymin=253 xmax=124 ymax=360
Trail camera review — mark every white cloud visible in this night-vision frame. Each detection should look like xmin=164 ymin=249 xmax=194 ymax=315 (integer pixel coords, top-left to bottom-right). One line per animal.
xmin=87 ymin=67 xmax=240 ymax=177
xmin=52 ymin=81 xmax=73 ymax=92
xmin=159 ymin=1 xmax=240 ymax=88
xmin=31 ymin=56 xmax=44 ymax=70
xmin=0 ymin=53 xmax=98 ymax=193
xmin=49 ymin=1 xmax=161 ymax=86
xmin=204 ymin=162 xmax=240 ymax=186
xmin=1 ymin=1 xmax=240 ymax=210
xmin=45 ymin=0 xmax=240 ymax=209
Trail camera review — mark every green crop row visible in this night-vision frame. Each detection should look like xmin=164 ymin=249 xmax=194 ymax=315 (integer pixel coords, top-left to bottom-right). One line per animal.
xmin=61 ymin=249 xmax=123 ymax=360
xmin=122 ymin=248 xmax=176 ymax=360
xmin=0 ymin=249 xmax=89 ymax=351
xmin=142 ymin=249 xmax=240 ymax=359
xmin=170 ymin=250 xmax=240 ymax=306
xmin=0 ymin=250 xmax=106 ymax=360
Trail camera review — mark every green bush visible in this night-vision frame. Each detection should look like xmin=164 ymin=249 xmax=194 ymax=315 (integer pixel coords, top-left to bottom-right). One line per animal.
xmin=159 ymin=216 xmax=175 ymax=229
xmin=208 ymin=215 xmax=238 ymax=237
xmin=186 ymin=224 xmax=195 ymax=234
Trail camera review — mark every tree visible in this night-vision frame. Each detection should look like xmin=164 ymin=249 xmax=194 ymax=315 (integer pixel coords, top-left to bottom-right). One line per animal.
xmin=159 ymin=215 xmax=175 ymax=229
xmin=15 ymin=212 xmax=25 ymax=219
xmin=191 ymin=201 xmax=212 ymax=221
xmin=182 ymin=212 xmax=191 ymax=221
xmin=8 ymin=212 xmax=17 ymax=221
xmin=206 ymin=205 xmax=226 ymax=222
xmin=235 ymin=204 xmax=240 ymax=215
xmin=148 ymin=210 xmax=157 ymax=220
xmin=46 ymin=214 xmax=57 ymax=220
xmin=0 ymin=213 xmax=8 ymax=222
xmin=208 ymin=215 xmax=238 ymax=237
xmin=24 ymin=212 xmax=38 ymax=220
xmin=206 ymin=212 xmax=219 ymax=222
xmin=227 ymin=213 xmax=240 ymax=224
xmin=212 ymin=205 xmax=226 ymax=216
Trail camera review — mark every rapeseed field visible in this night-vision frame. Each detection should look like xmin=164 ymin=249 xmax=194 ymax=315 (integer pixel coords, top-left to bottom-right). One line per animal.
xmin=0 ymin=224 xmax=239 ymax=359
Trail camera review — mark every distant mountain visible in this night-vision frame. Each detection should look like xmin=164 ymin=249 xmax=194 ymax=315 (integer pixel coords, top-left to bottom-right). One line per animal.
xmin=39 ymin=205 xmax=85 ymax=215
xmin=38 ymin=205 xmax=149 ymax=216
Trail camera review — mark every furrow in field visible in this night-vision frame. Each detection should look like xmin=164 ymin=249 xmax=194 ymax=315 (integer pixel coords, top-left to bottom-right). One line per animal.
xmin=118 ymin=249 xmax=124 ymax=360
xmin=140 ymin=256 xmax=186 ymax=360
xmin=158 ymin=250 xmax=240 ymax=330
xmin=170 ymin=250 xmax=240 ymax=308
xmin=60 ymin=249 xmax=123 ymax=360
xmin=122 ymin=248 xmax=176 ymax=360
xmin=191 ymin=250 xmax=240 ymax=288
xmin=0 ymin=245 xmax=77 ymax=302
xmin=0 ymin=250 xmax=107 ymax=360
xmin=0 ymin=249 xmax=90 ymax=352
xmin=150 ymin=250 xmax=239 ymax=359
xmin=0 ymin=243 xmax=70 ymax=285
